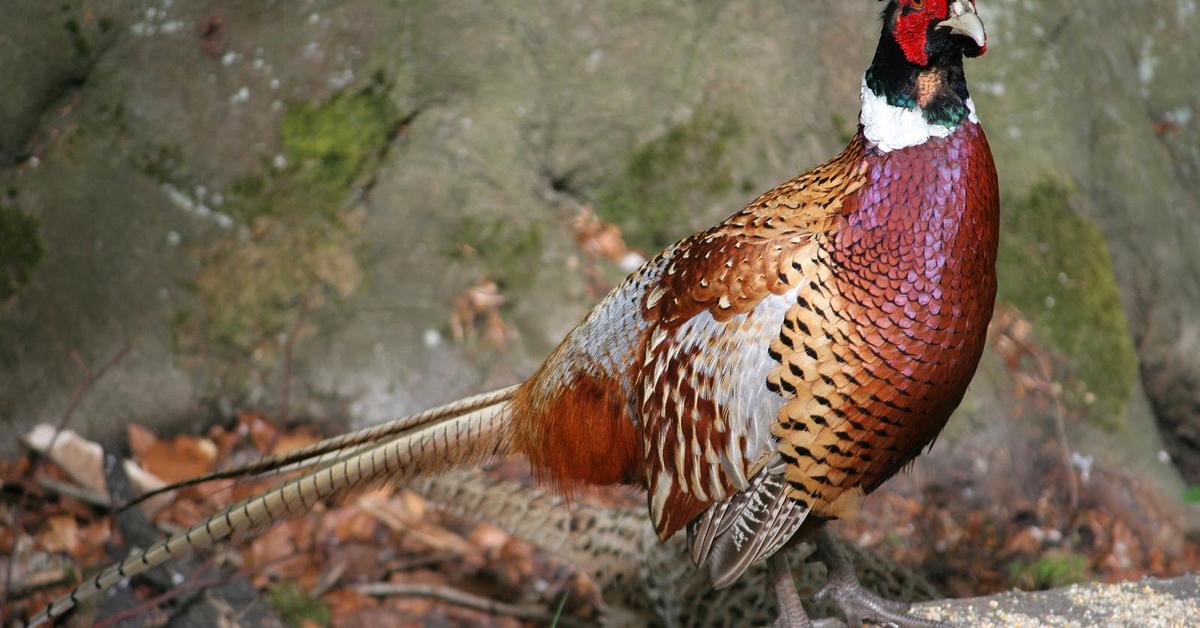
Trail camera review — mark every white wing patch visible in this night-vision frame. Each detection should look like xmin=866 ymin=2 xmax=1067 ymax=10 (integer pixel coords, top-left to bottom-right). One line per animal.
xmin=642 ymin=286 xmax=797 ymax=525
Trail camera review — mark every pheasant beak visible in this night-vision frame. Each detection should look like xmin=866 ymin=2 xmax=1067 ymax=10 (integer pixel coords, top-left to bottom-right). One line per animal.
xmin=938 ymin=0 xmax=988 ymax=54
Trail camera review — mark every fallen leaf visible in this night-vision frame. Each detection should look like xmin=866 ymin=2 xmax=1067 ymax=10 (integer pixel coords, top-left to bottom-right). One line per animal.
xmin=36 ymin=516 xmax=79 ymax=555
xmin=22 ymin=424 xmax=174 ymax=513
xmin=136 ymin=432 xmax=218 ymax=484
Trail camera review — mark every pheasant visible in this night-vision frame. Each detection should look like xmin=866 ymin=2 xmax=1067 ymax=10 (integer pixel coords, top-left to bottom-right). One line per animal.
xmin=28 ymin=1 xmax=995 ymax=626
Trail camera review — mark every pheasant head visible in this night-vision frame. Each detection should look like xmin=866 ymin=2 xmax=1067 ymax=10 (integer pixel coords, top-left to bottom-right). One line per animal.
xmin=862 ymin=0 xmax=990 ymax=151
xmin=887 ymin=0 xmax=987 ymax=66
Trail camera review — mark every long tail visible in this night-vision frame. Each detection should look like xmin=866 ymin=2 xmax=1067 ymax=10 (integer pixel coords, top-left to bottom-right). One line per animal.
xmin=27 ymin=401 xmax=514 ymax=627
xmin=121 ymin=386 xmax=519 ymax=511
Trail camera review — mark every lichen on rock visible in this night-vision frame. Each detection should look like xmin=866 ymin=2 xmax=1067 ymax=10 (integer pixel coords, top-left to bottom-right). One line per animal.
xmin=230 ymin=82 xmax=402 ymax=222
xmin=0 ymin=203 xmax=44 ymax=302
xmin=996 ymin=177 xmax=1138 ymax=428
xmin=178 ymin=83 xmax=402 ymax=390
xmin=597 ymin=108 xmax=743 ymax=252
xmin=448 ymin=215 xmax=543 ymax=287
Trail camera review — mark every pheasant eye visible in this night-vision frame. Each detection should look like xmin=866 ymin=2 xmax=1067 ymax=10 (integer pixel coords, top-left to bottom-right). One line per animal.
xmin=910 ymin=0 xmax=924 ymax=8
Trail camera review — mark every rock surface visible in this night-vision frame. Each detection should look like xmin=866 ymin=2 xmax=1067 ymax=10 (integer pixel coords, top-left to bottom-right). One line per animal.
xmin=1 ymin=0 xmax=1196 ymax=534
xmin=915 ymin=576 xmax=1200 ymax=628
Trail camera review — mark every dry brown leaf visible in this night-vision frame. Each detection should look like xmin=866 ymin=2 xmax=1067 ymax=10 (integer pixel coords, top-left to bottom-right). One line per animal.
xmin=239 ymin=410 xmax=280 ymax=454
xmin=358 ymin=494 xmax=473 ymax=555
xmin=22 ymin=424 xmax=173 ymax=513
xmin=127 ymin=423 xmax=160 ymax=460
xmin=246 ymin=521 xmax=303 ymax=578
xmin=468 ymin=523 xmax=510 ymax=553
xmin=272 ymin=427 xmax=322 ymax=455
xmin=136 ymin=432 xmax=218 ymax=484
xmin=396 ymin=490 xmax=428 ymax=519
xmin=36 ymin=515 xmax=80 ymax=555
xmin=322 ymin=506 xmax=379 ymax=543
xmin=449 ymin=279 xmax=513 ymax=348
xmin=207 ymin=423 xmax=244 ymax=460
xmin=326 ymin=588 xmax=376 ymax=620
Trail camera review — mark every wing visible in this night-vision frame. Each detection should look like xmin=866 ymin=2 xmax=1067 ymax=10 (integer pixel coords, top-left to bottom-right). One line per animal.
xmin=635 ymin=135 xmax=870 ymax=543
xmin=686 ymin=460 xmax=808 ymax=589
xmin=639 ymin=275 xmax=802 ymax=538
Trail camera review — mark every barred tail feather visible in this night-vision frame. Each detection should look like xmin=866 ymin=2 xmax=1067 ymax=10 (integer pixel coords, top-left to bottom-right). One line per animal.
xmin=28 ymin=401 xmax=513 ymax=627
xmin=412 ymin=471 xmax=651 ymax=595
xmin=122 ymin=385 xmax=519 ymax=511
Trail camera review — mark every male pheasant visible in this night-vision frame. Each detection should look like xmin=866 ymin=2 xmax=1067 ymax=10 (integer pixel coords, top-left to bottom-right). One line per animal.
xmin=29 ymin=1 xmax=995 ymax=626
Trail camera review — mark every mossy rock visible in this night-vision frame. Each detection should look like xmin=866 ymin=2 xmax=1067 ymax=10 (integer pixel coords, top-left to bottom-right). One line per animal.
xmin=180 ymin=214 xmax=363 ymax=362
xmin=1007 ymin=551 xmax=1091 ymax=590
xmin=0 ymin=204 xmax=44 ymax=301
xmin=597 ymin=108 xmax=743 ymax=251
xmin=996 ymin=177 xmax=1138 ymax=429
xmin=228 ymin=83 xmax=403 ymax=223
xmin=177 ymin=83 xmax=401 ymax=384
xmin=448 ymin=215 xmax=543 ymax=286
xmin=267 ymin=581 xmax=331 ymax=627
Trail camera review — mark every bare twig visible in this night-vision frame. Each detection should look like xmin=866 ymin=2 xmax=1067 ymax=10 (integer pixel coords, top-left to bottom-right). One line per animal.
xmin=990 ymin=309 xmax=1079 ymax=516
xmin=309 ymin=561 xmax=346 ymax=598
xmin=91 ymin=564 xmax=221 ymax=628
xmin=1 ymin=339 xmax=136 ymax=623
xmin=57 ymin=341 xmax=138 ymax=443
xmin=354 ymin=582 xmax=590 ymax=627
xmin=1026 ymin=344 xmax=1079 ymax=515
xmin=278 ymin=290 xmax=313 ymax=425
xmin=1047 ymin=382 xmax=1079 ymax=514
xmin=36 ymin=476 xmax=112 ymax=509
xmin=0 ymin=564 xmax=76 ymax=598
xmin=90 ymin=545 xmax=310 ymax=628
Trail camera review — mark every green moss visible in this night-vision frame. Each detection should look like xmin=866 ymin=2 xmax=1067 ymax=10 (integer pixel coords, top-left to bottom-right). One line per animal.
xmin=1185 ymin=486 xmax=1200 ymax=504
xmin=227 ymin=84 xmax=402 ymax=223
xmin=267 ymin=581 xmax=331 ymax=627
xmin=177 ymin=85 xmax=401 ymax=385
xmin=0 ymin=205 xmax=44 ymax=300
xmin=64 ymin=18 xmax=91 ymax=57
xmin=132 ymin=144 xmax=184 ymax=184
xmin=1007 ymin=551 xmax=1090 ymax=590
xmin=996 ymin=177 xmax=1137 ymax=429
xmin=178 ymin=213 xmax=364 ymax=382
xmin=448 ymin=216 xmax=542 ymax=285
xmin=597 ymin=108 xmax=743 ymax=251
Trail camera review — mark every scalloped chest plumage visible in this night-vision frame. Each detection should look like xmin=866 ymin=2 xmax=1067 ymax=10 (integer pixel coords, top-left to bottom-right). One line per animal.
xmin=773 ymin=121 xmax=999 ymax=510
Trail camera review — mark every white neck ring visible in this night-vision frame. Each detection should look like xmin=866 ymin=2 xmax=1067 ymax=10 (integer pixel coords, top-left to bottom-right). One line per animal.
xmin=859 ymin=77 xmax=978 ymax=153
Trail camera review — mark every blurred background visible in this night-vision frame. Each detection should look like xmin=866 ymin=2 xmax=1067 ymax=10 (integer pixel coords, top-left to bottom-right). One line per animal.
xmin=1 ymin=0 xmax=1198 ymax=625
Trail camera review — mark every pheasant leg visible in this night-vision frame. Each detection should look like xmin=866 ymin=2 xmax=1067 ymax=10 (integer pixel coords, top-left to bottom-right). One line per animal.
xmin=769 ymin=552 xmax=813 ymax=628
xmin=812 ymin=530 xmax=946 ymax=628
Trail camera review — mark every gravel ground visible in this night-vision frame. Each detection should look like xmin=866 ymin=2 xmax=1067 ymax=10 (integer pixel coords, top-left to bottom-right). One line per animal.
xmin=913 ymin=575 xmax=1200 ymax=627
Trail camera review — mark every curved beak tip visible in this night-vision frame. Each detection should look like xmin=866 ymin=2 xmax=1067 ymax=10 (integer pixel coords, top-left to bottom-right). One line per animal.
xmin=939 ymin=12 xmax=988 ymax=51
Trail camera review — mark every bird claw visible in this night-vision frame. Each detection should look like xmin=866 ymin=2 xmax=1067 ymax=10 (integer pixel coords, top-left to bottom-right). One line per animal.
xmin=812 ymin=531 xmax=948 ymax=628
xmin=813 ymin=579 xmax=945 ymax=627
xmin=770 ymin=553 xmax=814 ymax=627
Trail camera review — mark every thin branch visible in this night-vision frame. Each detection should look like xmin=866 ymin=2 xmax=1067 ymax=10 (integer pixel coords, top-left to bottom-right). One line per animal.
xmin=1030 ymin=351 xmax=1079 ymax=514
xmin=91 ymin=564 xmax=221 ymax=628
xmin=354 ymin=582 xmax=591 ymax=627
xmin=278 ymin=291 xmax=313 ymax=425
xmin=36 ymin=476 xmax=112 ymax=509
xmin=309 ymin=561 xmax=346 ymax=598
xmin=1 ymin=339 xmax=136 ymax=624
xmin=90 ymin=544 xmax=310 ymax=628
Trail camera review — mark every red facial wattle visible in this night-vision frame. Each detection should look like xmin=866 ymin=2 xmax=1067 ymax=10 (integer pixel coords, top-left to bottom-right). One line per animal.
xmin=893 ymin=0 xmax=947 ymax=66
xmin=893 ymin=0 xmax=988 ymax=66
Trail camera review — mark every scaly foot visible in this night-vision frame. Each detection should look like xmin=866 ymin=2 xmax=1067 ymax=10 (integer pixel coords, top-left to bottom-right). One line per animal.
xmin=769 ymin=552 xmax=813 ymax=628
xmin=812 ymin=531 xmax=947 ymax=628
